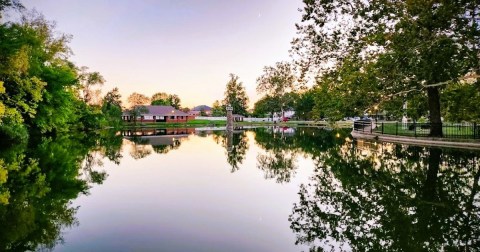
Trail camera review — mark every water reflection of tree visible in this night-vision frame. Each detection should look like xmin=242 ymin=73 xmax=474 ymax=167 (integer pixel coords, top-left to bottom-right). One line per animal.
xmin=127 ymin=137 xmax=153 ymax=160
xmin=254 ymin=128 xmax=298 ymax=183
xmin=98 ymin=130 xmax=124 ymax=164
xmin=253 ymin=127 xmax=346 ymax=183
xmin=213 ymin=130 xmax=249 ymax=173
xmin=126 ymin=135 xmax=186 ymax=159
xmin=289 ymin=140 xmax=480 ymax=251
xmin=257 ymin=150 xmax=297 ymax=183
xmin=152 ymin=139 xmax=181 ymax=154
xmin=0 ymin=132 xmax=114 ymax=251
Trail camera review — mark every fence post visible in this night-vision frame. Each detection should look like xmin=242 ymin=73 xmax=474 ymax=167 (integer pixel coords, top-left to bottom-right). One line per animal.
xmin=414 ymin=120 xmax=417 ymax=137
xmin=396 ymin=122 xmax=398 ymax=135
xmin=371 ymin=121 xmax=373 ymax=133
xmin=474 ymin=122 xmax=477 ymax=139
xmin=382 ymin=122 xmax=384 ymax=134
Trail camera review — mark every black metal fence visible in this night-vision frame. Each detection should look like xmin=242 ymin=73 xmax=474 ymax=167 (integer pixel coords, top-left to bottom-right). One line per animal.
xmin=353 ymin=120 xmax=479 ymax=139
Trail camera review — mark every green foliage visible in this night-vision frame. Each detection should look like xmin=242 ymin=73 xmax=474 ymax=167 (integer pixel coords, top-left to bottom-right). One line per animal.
xmin=101 ymin=88 xmax=123 ymax=128
xmin=150 ymin=92 xmax=181 ymax=109
xmin=223 ymin=73 xmax=249 ymax=116
xmin=293 ymin=89 xmax=315 ymax=120
xmin=294 ymin=0 xmax=480 ymax=133
xmin=77 ymin=104 xmax=105 ymax=131
xmin=253 ymin=95 xmax=280 ymax=118
xmin=31 ymin=61 xmax=80 ymax=133
xmin=168 ymin=94 xmax=181 ymax=109
xmin=0 ymin=81 xmax=5 ymax=122
xmin=151 ymin=99 xmax=170 ymax=106
xmin=211 ymin=100 xmax=225 ymax=116
xmin=0 ymin=8 xmax=116 ymax=138
xmin=442 ymin=82 xmax=480 ymax=122
xmin=78 ymin=67 xmax=105 ymax=105
xmin=151 ymin=92 xmax=168 ymax=102
xmin=256 ymin=62 xmax=298 ymax=116
xmin=103 ymin=87 xmax=121 ymax=107
xmin=311 ymin=57 xmax=382 ymax=121
xmin=0 ymin=122 xmax=28 ymax=145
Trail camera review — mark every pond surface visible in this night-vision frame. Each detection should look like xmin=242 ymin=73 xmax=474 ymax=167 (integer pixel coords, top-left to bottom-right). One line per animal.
xmin=0 ymin=127 xmax=479 ymax=251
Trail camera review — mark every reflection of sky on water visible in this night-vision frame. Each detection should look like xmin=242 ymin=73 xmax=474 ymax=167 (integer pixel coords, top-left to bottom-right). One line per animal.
xmin=48 ymin=127 xmax=480 ymax=251
xmin=56 ymin=132 xmax=314 ymax=252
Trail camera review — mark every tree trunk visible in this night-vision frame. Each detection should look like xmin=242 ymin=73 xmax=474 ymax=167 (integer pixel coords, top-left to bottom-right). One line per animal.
xmin=415 ymin=148 xmax=441 ymax=247
xmin=424 ymin=148 xmax=441 ymax=197
xmin=427 ymin=87 xmax=443 ymax=137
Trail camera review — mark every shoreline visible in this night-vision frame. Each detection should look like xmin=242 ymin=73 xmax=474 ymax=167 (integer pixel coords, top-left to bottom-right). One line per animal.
xmin=352 ymin=131 xmax=480 ymax=150
xmin=119 ymin=120 xmax=353 ymax=129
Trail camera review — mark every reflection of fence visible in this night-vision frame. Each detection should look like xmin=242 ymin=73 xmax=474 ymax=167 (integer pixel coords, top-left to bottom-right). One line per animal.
xmin=353 ymin=121 xmax=479 ymax=139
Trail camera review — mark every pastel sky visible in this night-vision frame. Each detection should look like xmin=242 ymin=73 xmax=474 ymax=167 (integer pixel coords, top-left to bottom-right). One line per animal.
xmin=20 ymin=0 xmax=303 ymax=108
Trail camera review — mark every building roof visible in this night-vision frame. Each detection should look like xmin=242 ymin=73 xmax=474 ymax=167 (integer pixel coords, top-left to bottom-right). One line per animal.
xmin=123 ymin=105 xmax=188 ymax=116
xmin=192 ymin=105 xmax=212 ymax=111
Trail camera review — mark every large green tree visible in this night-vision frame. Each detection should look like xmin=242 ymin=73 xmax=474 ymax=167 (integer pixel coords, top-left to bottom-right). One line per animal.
xmin=294 ymin=0 xmax=480 ymax=136
xmin=0 ymin=11 xmax=92 ymax=136
xmin=256 ymin=61 xmax=298 ymax=118
xmin=223 ymin=73 xmax=249 ymax=116
xmin=101 ymin=87 xmax=123 ymax=128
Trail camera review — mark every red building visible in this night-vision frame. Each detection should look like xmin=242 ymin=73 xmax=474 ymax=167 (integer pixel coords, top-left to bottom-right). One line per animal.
xmin=122 ymin=105 xmax=195 ymax=123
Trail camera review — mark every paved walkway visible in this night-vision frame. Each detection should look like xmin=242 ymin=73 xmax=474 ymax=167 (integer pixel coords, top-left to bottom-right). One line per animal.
xmin=352 ymin=130 xmax=480 ymax=150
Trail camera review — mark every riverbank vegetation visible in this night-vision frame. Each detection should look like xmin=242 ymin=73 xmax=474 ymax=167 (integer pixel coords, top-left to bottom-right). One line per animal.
xmin=0 ymin=2 xmax=123 ymax=144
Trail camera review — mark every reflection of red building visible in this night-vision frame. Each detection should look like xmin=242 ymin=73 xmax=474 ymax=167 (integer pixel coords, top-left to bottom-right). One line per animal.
xmin=122 ymin=128 xmax=196 ymax=137
xmin=122 ymin=105 xmax=195 ymax=123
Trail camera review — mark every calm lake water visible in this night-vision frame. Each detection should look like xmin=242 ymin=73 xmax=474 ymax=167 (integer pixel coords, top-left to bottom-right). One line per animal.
xmin=0 ymin=127 xmax=479 ymax=251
